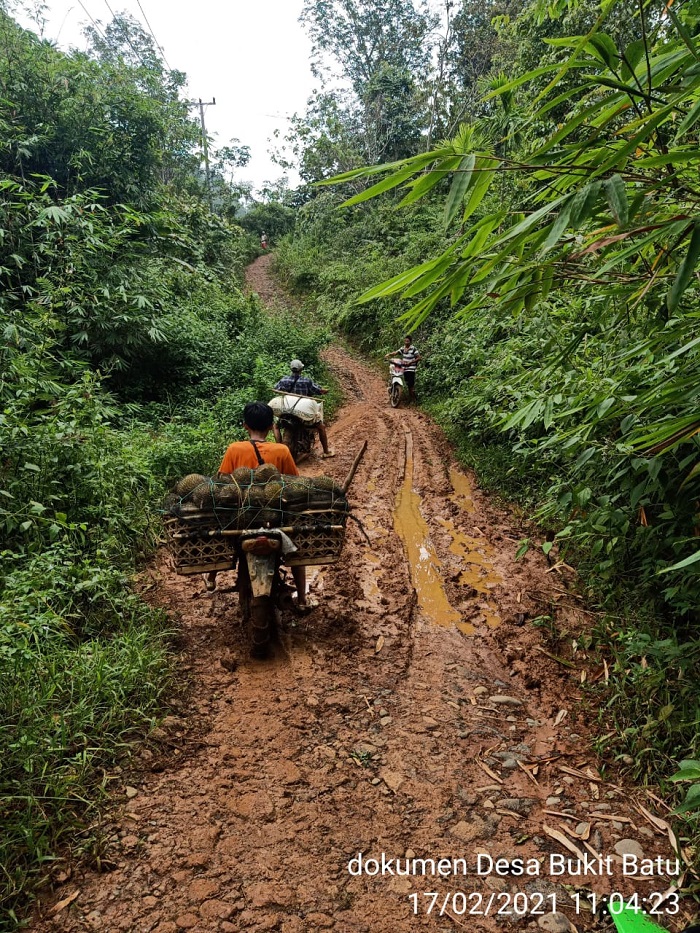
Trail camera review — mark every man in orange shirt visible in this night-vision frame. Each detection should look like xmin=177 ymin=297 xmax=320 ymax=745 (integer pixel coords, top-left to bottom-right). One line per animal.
xmin=206 ymin=402 xmax=309 ymax=608
xmin=219 ymin=401 xmax=299 ymax=475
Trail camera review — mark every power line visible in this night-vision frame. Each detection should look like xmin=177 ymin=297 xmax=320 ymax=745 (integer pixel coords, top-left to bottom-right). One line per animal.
xmin=134 ymin=0 xmax=172 ymax=71
xmin=101 ymin=0 xmax=153 ymax=71
xmin=56 ymin=6 xmax=76 ymax=43
xmin=76 ymin=0 xmax=109 ymax=43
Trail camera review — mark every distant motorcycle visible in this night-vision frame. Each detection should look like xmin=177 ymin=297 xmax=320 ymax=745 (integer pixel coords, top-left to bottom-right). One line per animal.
xmin=270 ymin=392 xmax=322 ymax=464
xmin=388 ymin=358 xmax=406 ymax=408
xmin=278 ymin=411 xmax=317 ymax=463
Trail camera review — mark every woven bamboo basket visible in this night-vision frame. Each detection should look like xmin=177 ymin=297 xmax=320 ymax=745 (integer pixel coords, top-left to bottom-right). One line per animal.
xmin=286 ymin=506 xmax=349 ymax=566
xmin=163 ymin=498 xmax=350 ymax=573
xmin=163 ymin=513 xmax=235 ymax=575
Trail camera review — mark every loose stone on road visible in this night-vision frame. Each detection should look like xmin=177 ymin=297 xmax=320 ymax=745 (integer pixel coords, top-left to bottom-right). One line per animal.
xmin=29 ymin=254 xmax=682 ymax=933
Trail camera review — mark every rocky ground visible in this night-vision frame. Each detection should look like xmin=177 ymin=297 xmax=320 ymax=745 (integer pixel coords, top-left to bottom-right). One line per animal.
xmin=29 ymin=255 xmax=692 ymax=933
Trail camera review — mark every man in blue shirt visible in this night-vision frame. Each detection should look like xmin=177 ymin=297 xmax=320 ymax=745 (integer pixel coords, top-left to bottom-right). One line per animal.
xmin=273 ymin=359 xmax=335 ymax=458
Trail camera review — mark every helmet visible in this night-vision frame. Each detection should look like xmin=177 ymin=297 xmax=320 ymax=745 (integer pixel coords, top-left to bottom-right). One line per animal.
xmin=290 ymin=359 xmax=305 ymax=372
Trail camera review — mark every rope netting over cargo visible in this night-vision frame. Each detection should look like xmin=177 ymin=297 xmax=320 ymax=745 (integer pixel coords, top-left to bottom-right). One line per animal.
xmin=162 ymin=465 xmax=352 ymax=572
xmin=163 ymin=465 xmax=350 ymax=530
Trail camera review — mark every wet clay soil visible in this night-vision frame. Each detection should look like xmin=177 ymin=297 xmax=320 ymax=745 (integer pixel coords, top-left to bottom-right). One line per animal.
xmin=30 ymin=255 xmax=685 ymax=933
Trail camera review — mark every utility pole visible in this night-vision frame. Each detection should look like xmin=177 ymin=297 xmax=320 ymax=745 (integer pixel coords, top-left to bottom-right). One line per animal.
xmin=192 ymin=97 xmax=216 ymax=208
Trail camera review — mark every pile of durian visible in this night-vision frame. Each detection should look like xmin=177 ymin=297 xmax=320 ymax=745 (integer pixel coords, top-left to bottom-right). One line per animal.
xmin=163 ymin=464 xmax=348 ymax=530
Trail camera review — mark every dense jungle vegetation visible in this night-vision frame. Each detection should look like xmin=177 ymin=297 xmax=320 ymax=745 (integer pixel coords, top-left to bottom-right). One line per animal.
xmin=276 ymin=0 xmax=700 ymax=865
xmin=3 ymin=0 xmax=700 ymax=922
xmin=0 ymin=5 xmax=329 ymax=925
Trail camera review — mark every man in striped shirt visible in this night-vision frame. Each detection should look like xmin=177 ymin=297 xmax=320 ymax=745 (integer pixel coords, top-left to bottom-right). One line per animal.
xmin=385 ymin=336 xmax=422 ymax=403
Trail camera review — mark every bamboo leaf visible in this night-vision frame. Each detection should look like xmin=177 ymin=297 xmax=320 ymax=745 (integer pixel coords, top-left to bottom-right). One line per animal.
xmin=635 ymin=149 xmax=700 ymax=168
xmin=666 ymin=4 xmax=700 ymax=63
xmin=320 ymin=149 xmax=452 ymax=185
xmin=586 ymin=33 xmax=619 ymax=70
xmin=398 ymin=156 xmax=463 ymax=207
xmin=570 ymin=182 xmax=601 ymax=229
xmin=540 ymin=199 xmax=573 ymax=255
xmin=658 ymin=550 xmax=700 ymax=574
xmin=461 ymin=214 xmax=503 ymax=259
xmin=667 ymin=221 xmax=700 ymax=313
xmin=484 ymin=63 xmax=578 ymax=99
xmin=356 ymin=255 xmax=452 ymax=304
xmin=461 ymin=158 xmax=498 ymax=223
xmin=534 ymin=0 xmax=619 ymax=104
xmin=620 ymin=39 xmax=646 ymax=78
xmin=401 ymin=254 xmax=456 ymax=298
xmin=605 ymin=175 xmax=628 ymax=227
xmin=443 ymin=154 xmax=476 ymax=229
xmin=339 ymin=165 xmax=423 ymax=207
xmin=674 ymin=97 xmax=700 ymax=140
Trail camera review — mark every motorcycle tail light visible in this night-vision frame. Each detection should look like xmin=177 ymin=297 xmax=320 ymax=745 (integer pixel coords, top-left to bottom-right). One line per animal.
xmin=242 ymin=536 xmax=281 ymax=555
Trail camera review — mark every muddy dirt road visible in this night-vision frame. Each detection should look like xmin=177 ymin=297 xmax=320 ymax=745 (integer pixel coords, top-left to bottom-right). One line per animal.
xmin=31 ymin=255 xmax=684 ymax=933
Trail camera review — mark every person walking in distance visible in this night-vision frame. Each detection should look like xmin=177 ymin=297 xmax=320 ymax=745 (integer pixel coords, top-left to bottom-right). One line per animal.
xmin=385 ymin=336 xmax=421 ymax=403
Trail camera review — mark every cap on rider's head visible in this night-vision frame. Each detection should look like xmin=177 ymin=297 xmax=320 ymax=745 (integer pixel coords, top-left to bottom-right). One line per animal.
xmin=290 ymin=359 xmax=305 ymax=372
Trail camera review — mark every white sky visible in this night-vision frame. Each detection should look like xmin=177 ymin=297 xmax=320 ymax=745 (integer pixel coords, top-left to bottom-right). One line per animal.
xmin=12 ymin=0 xmax=317 ymax=192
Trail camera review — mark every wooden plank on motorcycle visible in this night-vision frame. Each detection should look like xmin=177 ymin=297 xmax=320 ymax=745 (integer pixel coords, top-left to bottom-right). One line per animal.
xmin=286 ymin=555 xmax=342 ymax=566
xmin=171 ymin=558 xmax=234 ymax=575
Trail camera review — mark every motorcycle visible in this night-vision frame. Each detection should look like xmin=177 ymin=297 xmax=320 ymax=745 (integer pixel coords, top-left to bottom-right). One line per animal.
xmin=233 ymin=528 xmax=295 ymax=658
xmin=270 ymin=391 xmax=323 ymax=464
xmin=278 ymin=412 xmax=317 ymax=463
xmin=388 ymin=358 xmax=406 ymax=408
xmin=166 ymin=442 xmax=368 ymax=659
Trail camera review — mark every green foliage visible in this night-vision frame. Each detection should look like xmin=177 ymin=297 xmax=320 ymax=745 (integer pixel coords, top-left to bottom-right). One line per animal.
xmin=670 ymin=760 xmax=700 ymax=816
xmin=0 ymin=11 xmax=198 ymax=205
xmin=279 ymin=0 xmax=437 ymax=181
xmin=0 ymin=550 xmax=173 ymax=921
xmin=281 ymin=0 xmax=700 ymax=860
xmin=237 ymin=201 xmax=296 ymax=242
xmin=0 ymin=6 xmax=317 ymax=926
xmin=300 ymin=0 xmax=436 ymax=92
xmin=319 ymin=0 xmax=700 ymax=617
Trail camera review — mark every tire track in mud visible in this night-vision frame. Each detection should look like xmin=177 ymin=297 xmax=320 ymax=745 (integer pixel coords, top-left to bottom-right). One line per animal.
xmin=29 ymin=256 xmax=686 ymax=933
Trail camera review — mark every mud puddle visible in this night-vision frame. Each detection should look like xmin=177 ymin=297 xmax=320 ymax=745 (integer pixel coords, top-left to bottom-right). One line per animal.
xmin=28 ymin=253 xmax=691 ymax=933
xmin=392 ymin=431 xmax=463 ymax=630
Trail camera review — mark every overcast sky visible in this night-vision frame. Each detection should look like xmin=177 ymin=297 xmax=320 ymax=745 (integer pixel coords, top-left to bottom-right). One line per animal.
xmin=12 ymin=0 xmax=317 ymax=192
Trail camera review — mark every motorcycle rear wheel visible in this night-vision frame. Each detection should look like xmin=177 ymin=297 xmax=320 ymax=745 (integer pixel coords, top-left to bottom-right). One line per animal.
xmin=250 ymin=596 xmax=274 ymax=659
xmin=282 ymin=424 xmax=313 ymax=463
xmin=390 ymin=382 xmax=402 ymax=408
xmin=281 ymin=426 xmax=299 ymax=460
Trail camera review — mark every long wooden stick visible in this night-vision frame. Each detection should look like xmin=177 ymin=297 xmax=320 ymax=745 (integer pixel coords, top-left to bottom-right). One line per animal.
xmin=342 ymin=440 xmax=368 ymax=494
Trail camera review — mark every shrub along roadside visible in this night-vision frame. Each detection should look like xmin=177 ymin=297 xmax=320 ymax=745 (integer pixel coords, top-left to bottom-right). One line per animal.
xmin=275 ymin=204 xmax=700 ymax=870
xmin=0 ymin=268 xmax=332 ymax=928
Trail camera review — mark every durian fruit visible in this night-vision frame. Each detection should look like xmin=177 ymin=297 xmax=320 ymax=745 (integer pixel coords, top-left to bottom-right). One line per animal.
xmin=311 ymin=475 xmax=346 ymax=497
xmin=260 ymin=480 xmax=283 ymax=504
xmin=190 ymin=480 xmax=214 ymax=509
xmin=245 ymin=481 xmax=283 ymax=507
xmin=214 ymin=480 xmax=241 ymax=505
xmin=176 ymin=473 xmax=208 ymax=495
xmin=233 ymin=466 xmax=254 ymax=486
xmin=254 ymin=463 xmax=281 ymax=483
xmin=163 ymin=492 xmax=181 ymax=515
xmin=280 ymin=477 xmax=315 ymax=502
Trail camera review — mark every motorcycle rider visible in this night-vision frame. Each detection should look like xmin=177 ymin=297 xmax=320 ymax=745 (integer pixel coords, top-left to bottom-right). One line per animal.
xmin=204 ymin=401 xmax=310 ymax=609
xmin=385 ymin=336 xmax=421 ymax=403
xmin=272 ymin=359 xmax=335 ymax=458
